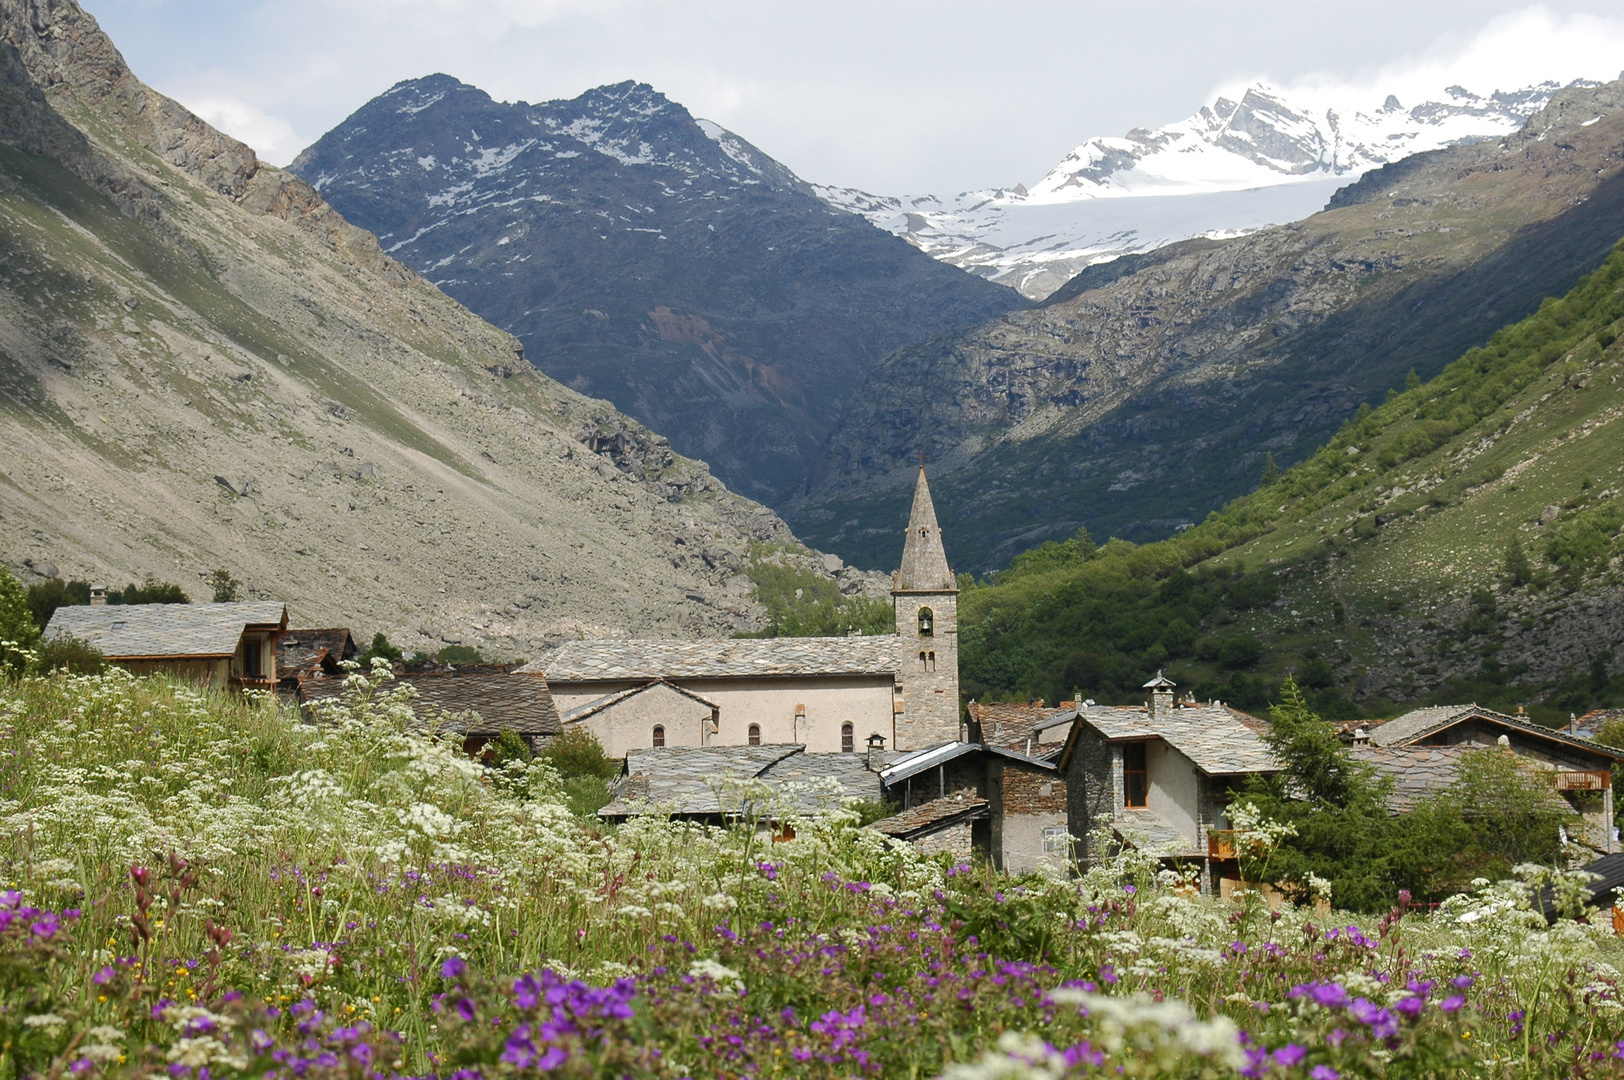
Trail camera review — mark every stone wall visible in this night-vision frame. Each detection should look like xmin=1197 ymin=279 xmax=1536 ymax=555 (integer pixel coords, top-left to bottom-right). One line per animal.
xmin=991 ymin=759 xmax=1069 ymax=874
xmin=1062 ymin=725 xmax=1121 ymax=868
xmin=892 ymin=591 xmax=960 ymax=750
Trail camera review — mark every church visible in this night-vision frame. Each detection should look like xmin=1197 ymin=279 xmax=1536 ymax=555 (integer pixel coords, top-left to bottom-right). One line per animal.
xmin=528 ymin=468 xmax=960 ymax=756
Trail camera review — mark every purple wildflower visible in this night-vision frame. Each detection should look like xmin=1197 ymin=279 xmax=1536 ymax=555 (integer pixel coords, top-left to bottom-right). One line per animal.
xmin=1311 ymin=1068 xmax=1340 ymax=1080
xmin=1441 ymin=995 xmax=1466 ymax=1013
xmin=1273 ymin=1044 xmax=1307 ymax=1066
xmin=440 ymin=956 xmax=467 ymax=980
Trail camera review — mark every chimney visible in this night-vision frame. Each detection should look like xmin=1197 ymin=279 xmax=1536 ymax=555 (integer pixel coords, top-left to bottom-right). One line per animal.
xmin=89 ymin=584 xmax=107 ymax=606
xmin=1516 ymin=705 xmax=1527 ymax=717
xmin=866 ymin=732 xmax=887 ymax=772
xmin=794 ymin=703 xmax=807 ymax=745
xmin=1143 ymin=670 xmax=1176 ymax=720
xmin=1351 ymin=727 xmax=1370 ymax=746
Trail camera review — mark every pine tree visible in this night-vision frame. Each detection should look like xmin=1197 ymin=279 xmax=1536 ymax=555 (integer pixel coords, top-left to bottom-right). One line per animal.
xmin=1259 ymin=453 xmax=1279 ymax=487
xmin=1505 ymin=535 xmax=1533 ymax=587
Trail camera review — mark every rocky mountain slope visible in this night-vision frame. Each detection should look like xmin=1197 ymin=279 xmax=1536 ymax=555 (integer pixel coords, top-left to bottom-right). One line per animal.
xmin=788 ymin=79 xmax=1624 ymax=573
xmin=957 ymin=238 xmax=1624 ymax=716
xmin=288 ymin=77 xmax=1024 ymax=505
xmin=821 ymin=79 xmax=1591 ymax=299
xmin=0 ymin=0 xmax=851 ymax=657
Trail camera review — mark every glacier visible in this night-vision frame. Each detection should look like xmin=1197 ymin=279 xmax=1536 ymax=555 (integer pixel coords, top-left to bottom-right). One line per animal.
xmin=820 ymin=79 xmax=1586 ymax=299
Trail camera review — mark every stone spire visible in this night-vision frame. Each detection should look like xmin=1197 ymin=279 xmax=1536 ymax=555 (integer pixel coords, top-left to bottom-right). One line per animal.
xmin=896 ymin=468 xmax=954 ymax=592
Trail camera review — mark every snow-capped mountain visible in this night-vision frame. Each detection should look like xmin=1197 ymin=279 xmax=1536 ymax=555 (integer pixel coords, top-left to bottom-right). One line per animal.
xmin=820 ymin=80 xmax=1589 ymax=299
xmin=290 ymin=76 xmax=1022 ymax=505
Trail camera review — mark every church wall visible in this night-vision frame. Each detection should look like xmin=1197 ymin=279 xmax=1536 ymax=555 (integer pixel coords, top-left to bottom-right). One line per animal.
xmin=567 ymin=683 xmax=717 ymax=758
xmin=551 ymin=675 xmax=895 ymax=756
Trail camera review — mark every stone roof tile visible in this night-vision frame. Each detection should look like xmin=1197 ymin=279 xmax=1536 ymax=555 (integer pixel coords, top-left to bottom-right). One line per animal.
xmin=45 ymin=602 xmax=287 ymax=659
xmin=1077 ymin=703 xmax=1277 ymax=775
xmin=301 ymin=671 xmax=560 ymax=736
xmin=870 ymin=793 xmax=988 ymax=840
xmin=531 ymin=637 xmax=898 ymax=681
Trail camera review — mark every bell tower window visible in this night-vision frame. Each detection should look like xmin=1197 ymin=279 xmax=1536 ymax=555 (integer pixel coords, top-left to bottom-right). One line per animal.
xmin=918 ymin=607 xmax=934 ymax=637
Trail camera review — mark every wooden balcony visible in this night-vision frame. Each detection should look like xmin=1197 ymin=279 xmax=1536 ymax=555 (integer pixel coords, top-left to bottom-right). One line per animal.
xmin=1553 ymin=770 xmax=1612 ymax=792
xmin=229 ymin=677 xmax=278 ymax=693
xmin=1207 ymin=830 xmax=1237 ymax=859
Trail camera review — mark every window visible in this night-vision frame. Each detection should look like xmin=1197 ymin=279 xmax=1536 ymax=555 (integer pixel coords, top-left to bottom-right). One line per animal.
xmin=1124 ymin=742 xmax=1148 ymax=808
xmin=841 ymin=723 xmax=854 ymax=753
xmin=927 ymin=650 xmax=936 ymax=672
xmin=918 ymin=607 xmax=934 ymax=637
xmin=1042 ymin=826 xmax=1069 ymax=855
xmin=748 ymin=724 xmax=761 ymax=746
xmin=652 ymin=725 xmax=665 ymax=748
xmin=241 ymin=638 xmax=262 ymax=679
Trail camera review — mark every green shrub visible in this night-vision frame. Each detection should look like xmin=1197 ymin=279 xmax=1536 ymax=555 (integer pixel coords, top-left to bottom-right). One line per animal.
xmin=435 ymin=644 xmax=485 ymax=665
xmin=207 ymin=568 xmax=242 ymax=602
xmin=35 ymin=634 xmax=105 ymax=675
xmin=363 ymin=632 xmax=404 ymax=665
xmin=538 ymin=726 xmax=619 ymax=780
xmin=0 ymin=565 xmax=40 ymax=668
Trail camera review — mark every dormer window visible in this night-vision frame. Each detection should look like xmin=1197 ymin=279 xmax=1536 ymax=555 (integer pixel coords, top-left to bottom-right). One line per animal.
xmin=918 ymin=607 xmax=934 ymax=637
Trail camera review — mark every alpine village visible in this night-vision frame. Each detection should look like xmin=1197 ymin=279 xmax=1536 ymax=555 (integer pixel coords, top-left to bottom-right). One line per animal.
xmin=8 ymin=2 xmax=1624 ymax=1077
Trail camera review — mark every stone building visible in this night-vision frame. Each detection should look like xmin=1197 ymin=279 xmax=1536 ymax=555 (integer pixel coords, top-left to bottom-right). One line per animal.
xmin=529 ymin=467 xmax=961 ymax=754
xmin=1055 ymin=675 xmax=1278 ymax=892
xmin=44 ymin=601 xmax=289 ymax=690
xmin=1363 ymin=704 xmax=1624 ymax=854
xmin=872 ymin=739 xmax=1068 ymax=874
xmin=598 ymin=745 xmax=883 ymax=826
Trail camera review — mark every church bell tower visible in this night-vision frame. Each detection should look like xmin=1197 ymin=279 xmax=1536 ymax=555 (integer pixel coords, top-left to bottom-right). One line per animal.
xmin=892 ymin=467 xmax=960 ymax=750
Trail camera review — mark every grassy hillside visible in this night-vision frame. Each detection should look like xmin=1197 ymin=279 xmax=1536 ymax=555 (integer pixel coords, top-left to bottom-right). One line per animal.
xmin=961 ymin=239 xmax=1624 ymax=722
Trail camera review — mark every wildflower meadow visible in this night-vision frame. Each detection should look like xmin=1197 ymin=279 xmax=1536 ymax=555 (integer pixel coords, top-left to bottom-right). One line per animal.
xmin=2 ymin=664 xmax=1624 ymax=1079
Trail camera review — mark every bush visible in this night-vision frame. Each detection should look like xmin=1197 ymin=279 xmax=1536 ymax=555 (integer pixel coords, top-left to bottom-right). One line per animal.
xmin=362 ymin=632 xmax=404 ymax=665
xmin=1216 ymin=634 xmax=1263 ymax=669
xmin=0 ymin=565 xmax=40 ymax=667
xmin=207 ymin=568 xmax=242 ymax=602
xmin=35 ymin=634 xmax=105 ymax=675
xmin=538 ymin=726 xmax=619 ymax=780
xmin=435 ymin=644 xmax=485 ymax=665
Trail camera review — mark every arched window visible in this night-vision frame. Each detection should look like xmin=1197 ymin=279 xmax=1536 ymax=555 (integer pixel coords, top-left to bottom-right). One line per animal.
xmin=652 ymin=725 xmax=665 ymax=748
xmin=919 ymin=650 xmax=928 ymax=669
xmin=918 ymin=607 xmax=934 ymax=637
xmin=748 ymin=723 xmax=761 ymax=746
xmin=927 ymin=651 xmax=936 ymax=672
xmin=841 ymin=722 xmax=854 ymax=753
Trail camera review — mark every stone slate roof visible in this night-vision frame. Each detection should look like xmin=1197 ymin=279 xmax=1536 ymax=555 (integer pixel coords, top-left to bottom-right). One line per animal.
xmin=300 ymin=671 xmax=560 ymax=736
xmin=531 ymin=636 xmax=898 ymax=682
xmin=1368 ymin=704 xmax=1624 ymax=760
xmin=969 ymin=700 xmax=1078 ymax=749
xmin=870 ymin=793 xmax=988 ymax=841
xmin=1350 ymin=745 xmax=1476 ymax=813
xmin=560 ymin=679 xmax=720 ymax=723
xmin=1538 ymin=853 xmax=1624 ymax=919
xmin=1115 ymin=807 xmax=1201 ymax=858
xmin=1064 ymin=703 xmax=1278 ymax=776
xmin=880 ymin=740 xmax=1057 ymax=785
xmin=600 ymin=745 xmax=883 ymax=819
xmin=277 ymin=629 xmax=357 ymax=681
xmin=45 ymin=601 xmax=287 ymax=659
xmin=1352 ymin=744 xmax=1577 ymax=815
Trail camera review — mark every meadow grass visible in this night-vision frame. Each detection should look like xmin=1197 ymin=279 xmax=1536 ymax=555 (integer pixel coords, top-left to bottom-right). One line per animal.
xmin=3 ymin=666 xmax=1624 ymax=1078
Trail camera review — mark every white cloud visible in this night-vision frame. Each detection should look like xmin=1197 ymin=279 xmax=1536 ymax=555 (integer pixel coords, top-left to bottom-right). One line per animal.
xmin=1215 ymin=6 xmax=1624 ymax=113
xmin=178 ymin=95 xmax=302 ymax=163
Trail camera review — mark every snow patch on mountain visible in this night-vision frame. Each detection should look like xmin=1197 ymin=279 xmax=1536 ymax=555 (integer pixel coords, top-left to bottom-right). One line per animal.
xmin=819 ymin=79 xmax=1589 ymax=299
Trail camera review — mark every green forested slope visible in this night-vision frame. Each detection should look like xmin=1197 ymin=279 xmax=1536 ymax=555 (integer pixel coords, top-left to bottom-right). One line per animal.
xmin=960 ymin=240 xmax=1624 ymax=722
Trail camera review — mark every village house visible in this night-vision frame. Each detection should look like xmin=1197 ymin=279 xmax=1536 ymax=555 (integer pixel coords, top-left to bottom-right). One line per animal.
xmin=527 ymin=467 xmax=962 ymax=755
xmin=298 ymin=663 xmax=562 ymax=756
xmin=873 ymin=738 xmax=1068 ymax=873
xmin=44 ymin=600 xmax=289 ymax=690
xmin=1055 ymin=674 xmax=1278 ymax=893
xmin=1360 ymin=704 xmax=1624 ymax=853
xmin=276 ymin=628 xmax=359 ymax=685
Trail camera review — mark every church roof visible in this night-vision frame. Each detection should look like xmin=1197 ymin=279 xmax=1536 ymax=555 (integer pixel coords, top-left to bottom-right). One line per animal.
xmin=896 ymin=468 xmax=954 ymax=592
xmin=527 ymin=637 xmax=898 ymax=682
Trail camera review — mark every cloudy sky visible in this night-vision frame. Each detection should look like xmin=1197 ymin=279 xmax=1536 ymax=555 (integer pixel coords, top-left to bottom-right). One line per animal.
xmin=85 ymin=1 xmax=1624 ymax=195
